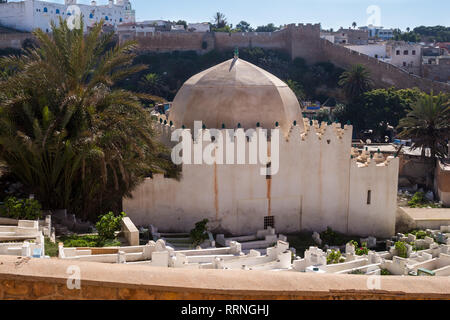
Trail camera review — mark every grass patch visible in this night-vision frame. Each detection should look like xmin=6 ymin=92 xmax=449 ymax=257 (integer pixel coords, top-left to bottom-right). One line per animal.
xmin=44 ymin=237 xmax=59 ymax=257
xmin=59 ymin=234 xmax=121 ymax=248
xmin=408 ymin=192 xmax=442 ymax=208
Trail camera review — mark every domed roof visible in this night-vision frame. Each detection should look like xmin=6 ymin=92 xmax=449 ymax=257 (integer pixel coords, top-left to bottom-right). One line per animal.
xmin=168 ymin=57 xmax=303 ymax=136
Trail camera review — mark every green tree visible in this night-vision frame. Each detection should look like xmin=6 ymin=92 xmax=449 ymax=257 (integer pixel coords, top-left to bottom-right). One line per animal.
xmin=361 ymin=88 xmax=424 ymax=141
xmin=316 ymin=108 xmax=331 ymax=123
xmin=397 ymin=92 xmax=450 ymax=161
xmin=255 ymin=23 xmax=279 ymax=32
xmin=352 ymin=22 xmax=357 ymax=29
xmin=413 ymin=25 xmax=450 ymax=42
xmin=338 ymin=64 xmax=373 ymax=102
xmin=286 ymin=79 xmax=305 ymax=101
xmin=96 ymin=211 xmax=126 ymax=241
xmin=0 ymin=18 xmax=174 ymax=219
xmin=175 ymin=20 xmax=187 ymax=29
xmin=236 ymin=21 xmax=252 ymax=32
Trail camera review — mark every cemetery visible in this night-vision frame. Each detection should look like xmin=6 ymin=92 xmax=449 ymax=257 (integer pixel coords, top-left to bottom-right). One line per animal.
xmin=3 ymin=211 xmax=442 ymax=277
xmin=0 ymin=216 xmax=54 ymax=258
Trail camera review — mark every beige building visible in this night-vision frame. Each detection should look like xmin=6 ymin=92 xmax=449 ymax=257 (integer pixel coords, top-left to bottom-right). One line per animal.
xmin=386 ymin=42 xmax=422 ymax=75
xmin=123 ymin=57 xmax=399 ymax=238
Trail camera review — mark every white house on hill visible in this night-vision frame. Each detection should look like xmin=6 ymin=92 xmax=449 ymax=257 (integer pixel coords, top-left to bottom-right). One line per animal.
xmin=0 ymin=0 xmax=135 ymax=33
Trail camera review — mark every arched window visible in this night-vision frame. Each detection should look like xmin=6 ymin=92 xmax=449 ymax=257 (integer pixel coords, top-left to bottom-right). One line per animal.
xmin=43 ymin=7 xmax=48 ymax=13
xmin=105 ymin=16 xmax=109 ymax=21
xmin=119 ymin=18 xmax=123 ymax=22
xmin=89 ymin=13 xmax=94 ymax=19
xmin=56 ymin=9 xmax=60 ymax=14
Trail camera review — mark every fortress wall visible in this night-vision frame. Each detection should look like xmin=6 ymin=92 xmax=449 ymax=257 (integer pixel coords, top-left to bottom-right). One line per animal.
xmin=120 ymin=31 xmax=212 ymax=53
xmin=320 ymin=39 xmax=450 ymax=93
xmin=214 ymin=31 xmax=288 ymax=52
xmin=288 ymin=23 xmax=326 ymax=63
xmin=0 ymin=32 xmax=32 ymax=49
xmin=1 ymin=22 xmax=448 ymax=92
xmin=124 ymin=120 xmax=398 ymax=237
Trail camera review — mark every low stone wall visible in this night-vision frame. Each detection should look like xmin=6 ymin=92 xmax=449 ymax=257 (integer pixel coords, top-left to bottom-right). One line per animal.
xmin=0 ymin=255 xmax=449 ymax=300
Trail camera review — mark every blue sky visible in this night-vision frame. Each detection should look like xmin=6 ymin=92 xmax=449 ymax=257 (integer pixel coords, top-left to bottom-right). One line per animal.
xmin=23 ymin=0 xmax=450 ymax=30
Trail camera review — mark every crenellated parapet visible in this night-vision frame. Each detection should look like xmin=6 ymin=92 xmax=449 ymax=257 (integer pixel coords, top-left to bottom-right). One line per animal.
xmin=153 ymin=114 xmax=352 ymax=147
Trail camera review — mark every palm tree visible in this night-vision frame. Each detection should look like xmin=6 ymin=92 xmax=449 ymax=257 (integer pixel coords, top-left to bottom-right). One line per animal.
xmin=213 ymin=12 xmax=227 ymax=28
xmin=352 ymin=22 xmax=357 ymax=29
xmin=397 ymin=93 xmax=450 ymax=161
xmin=338 ymin=64 xmax=373 ymax=101
xmin=139 ymin=72 xmax=166 ymax=96
xmin=0 ymin=18 xmax=174 ymax=219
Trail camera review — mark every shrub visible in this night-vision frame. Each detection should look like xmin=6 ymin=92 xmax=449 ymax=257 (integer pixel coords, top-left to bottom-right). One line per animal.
xmin=190 ymin=219 xmax=209 ymax=246
xmin=327 ymin=249 xmax=345 ymax=264
xmin=95 ymin=212 xmax=126 ymax=241
xmin=408 ymin=230 xmax=427 ymax=240
xmin=44 ymin=237 xmax=59 ymax=257
xmin=381 ymin=269 xmax=391 ymax=275
xmin=320 ymin=227 xmax=355 ymax=246
xmin=61 ymin=234 xmax=121 ymax=248
xmin=408 ymin=192 xmax=441 ymax=208
xmin=0 ymin=197 xmax=42 ymax=220
xmin=395 ymin=241 xmax=408 ymax=258
xmin=349 ymin=240 xmax=369 ymax=255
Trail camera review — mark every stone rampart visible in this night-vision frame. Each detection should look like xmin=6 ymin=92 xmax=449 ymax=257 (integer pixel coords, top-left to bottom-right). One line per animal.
xmin=319 ymin=39 xmax=449 ymax=93
xmin=0 ymin=32 xmax=32 ymax=49
xmin=1 ymin=24 xmax=448 ymax=92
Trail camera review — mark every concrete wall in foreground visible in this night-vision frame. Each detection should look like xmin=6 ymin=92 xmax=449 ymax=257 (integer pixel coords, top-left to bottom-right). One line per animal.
xmin=123 ymin=120 xmax=399 ymax=237
xmin=0 ymin=255 xmax=449 ymax=300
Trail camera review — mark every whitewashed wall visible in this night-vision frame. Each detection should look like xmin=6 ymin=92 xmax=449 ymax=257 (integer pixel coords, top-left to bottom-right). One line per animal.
xmin=346 ymin=44 xmax=387 ymax=58
xmin=0 ymin=0 xmax=134 ymax=33
xmin=123 ymin=120 xmax=399 ymax=237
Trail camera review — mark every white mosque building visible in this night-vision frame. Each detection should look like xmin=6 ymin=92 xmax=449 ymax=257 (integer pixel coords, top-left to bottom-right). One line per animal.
xmin=123 ymin=56 xmax=400 ymax=238
xmin=0 ymin=0 xmax=135 ymax=32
